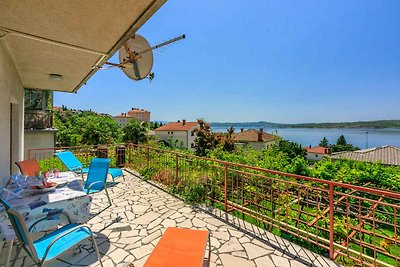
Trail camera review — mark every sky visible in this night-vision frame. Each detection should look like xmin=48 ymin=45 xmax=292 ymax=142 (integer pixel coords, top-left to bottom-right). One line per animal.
xmin=54 ymin=1 xmax=400 ymax=124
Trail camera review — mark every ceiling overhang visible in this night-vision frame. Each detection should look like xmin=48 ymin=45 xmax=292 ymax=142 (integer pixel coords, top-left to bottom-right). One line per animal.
xmin=0 ymin=0 xmax=166 ymax=93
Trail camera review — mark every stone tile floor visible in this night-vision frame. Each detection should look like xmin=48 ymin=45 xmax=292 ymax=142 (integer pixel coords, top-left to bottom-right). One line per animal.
xmin=0 ymin=170 xmax=340 ymax=267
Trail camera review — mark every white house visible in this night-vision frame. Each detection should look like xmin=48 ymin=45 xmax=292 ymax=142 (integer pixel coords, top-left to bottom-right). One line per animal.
xmin=0 ymin=1 xmax=166 ymax=178
xmin=304 ymin=146 xmax=331 ymax=161
xmin=155 ymin=120 xmax=199 ymax=150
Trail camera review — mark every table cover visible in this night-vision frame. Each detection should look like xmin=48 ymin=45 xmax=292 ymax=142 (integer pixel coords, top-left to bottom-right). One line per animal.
xmin=0 ymin=172 xmax=92 ymax=241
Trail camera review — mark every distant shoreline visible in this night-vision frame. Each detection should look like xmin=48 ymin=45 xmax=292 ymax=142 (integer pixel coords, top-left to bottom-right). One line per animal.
xmin=211 ymin=120 xmax=400 ymax=130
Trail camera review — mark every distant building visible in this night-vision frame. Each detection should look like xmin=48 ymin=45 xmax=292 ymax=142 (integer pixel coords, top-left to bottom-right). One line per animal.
xmin=330 ymin=145 xmax=400 ymax=166
xmin=114 ymin=107 xmax=150 ymax=127
xmin=304 ymin=146 xmax=331 ymax=161
xmin=234 ymin=128 xmax=278 ymax=150
xmin=155 ymin=120 xmax=199 ymax=150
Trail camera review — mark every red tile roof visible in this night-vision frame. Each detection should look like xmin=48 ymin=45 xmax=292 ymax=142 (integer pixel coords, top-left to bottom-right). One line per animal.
xmin=304 ymin=146 xmax=330 ymax=154
xmin=155 ymin=122 xmax=198 ymax=131
xmin=234 ymin=129 xmax=277 ymax=142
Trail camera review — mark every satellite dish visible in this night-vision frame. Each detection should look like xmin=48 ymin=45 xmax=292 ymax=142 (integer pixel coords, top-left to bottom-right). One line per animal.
xmin=100 ymin=34 xmax=185 ymax=81
xmin=118 ymin=34 xmax=153 ymax=80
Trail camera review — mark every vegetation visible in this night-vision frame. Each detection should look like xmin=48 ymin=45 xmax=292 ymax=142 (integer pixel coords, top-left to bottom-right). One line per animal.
xmin=319 ymin=137 xmax=329 ymax=147
xmin=54 ymin=109 xmax=122 ymax=146
xmin=193 ymin=119 xmax=235 ymax=156
xmin=123 ymin=120 xmax=148 ymax=144
xmin=54 ymin=109 xmax=150 ymax=146
xmin=318 ymin=135 xmax=360 ymax=152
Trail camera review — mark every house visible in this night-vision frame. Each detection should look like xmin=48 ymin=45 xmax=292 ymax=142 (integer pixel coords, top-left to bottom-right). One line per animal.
xmin=155 ymin=120 xmax=199 ymax=150
xmin=234 ymin=128 xmax=278 ymax=150
xmin=330 ymin=145 xmax=400 ymax=166
xmin=114 ymin=107 xmax=151 ymax=127
xmin=304 ymin=146 xmax=331 ymax=161
xmin=0 ymin=1 xmax=166 ymax=178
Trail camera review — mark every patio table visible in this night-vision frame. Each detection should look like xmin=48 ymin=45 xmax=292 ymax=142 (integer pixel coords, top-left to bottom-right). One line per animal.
xmin=0 ymin=172 xmax=92 ymax=266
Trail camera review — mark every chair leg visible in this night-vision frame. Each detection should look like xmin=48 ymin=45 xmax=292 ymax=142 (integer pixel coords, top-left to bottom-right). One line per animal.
xmin=91 ymin=235 xmax=103 ymax=267
xmin=10 ymin=244 xmax=23 ymax=267
xmin=104 ymin=187 xmax=112 ymax=206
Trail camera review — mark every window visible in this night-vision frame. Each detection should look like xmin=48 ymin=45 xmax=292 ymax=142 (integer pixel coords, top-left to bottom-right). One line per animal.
xmin=191 ymin=131 xmax=194 ymax=136
xmin=316 ymin=155 xmax=318 ymax=158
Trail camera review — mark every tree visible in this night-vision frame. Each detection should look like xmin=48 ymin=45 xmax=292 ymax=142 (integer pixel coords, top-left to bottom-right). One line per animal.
xmin=319 ymin=137 xmax=329 ymax=147
xmin=336 ymin=135 xmax=347 ymax=146
xmin=81 ymin=114 xmax=122 ymax=145
xmin=54 ymin=110 xmax=122 ymax=146
xmin=273 ymin=139 xmax=306 ymax=159
xmin=193 ymin=119 xmax=219 ymax=156
xmin=330 ymin=135 xmax=360 ymax=152
xmin=123 ymin=120 xmax=148 ymax=144
xmin=220 ymin=127 xmax=236 ymax=152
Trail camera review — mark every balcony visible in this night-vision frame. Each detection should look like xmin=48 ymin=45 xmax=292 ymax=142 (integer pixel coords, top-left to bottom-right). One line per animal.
xmin=24 ymin=110 xmax=53 ymax=130
xmin=21 ymin=144 xmax=400 ymax=266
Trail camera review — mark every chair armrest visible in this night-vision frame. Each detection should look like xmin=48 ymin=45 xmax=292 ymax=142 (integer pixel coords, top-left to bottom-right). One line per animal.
xmin=29 ymin=211 xmax=72 ymax=233
xmin=41 ymin=224 xmax=94 ymax=262
xmin=86 ymin=181 xmax=105 ymax=194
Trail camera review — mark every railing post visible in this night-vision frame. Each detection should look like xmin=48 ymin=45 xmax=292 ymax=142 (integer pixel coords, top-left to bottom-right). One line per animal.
xmin=224 ymin=163 xmax=228 ymax=211
xmin=146 ymin=147 xmax=150 ymax=167
xmin=175 ymin=154 xmax=179 ymax=179
xmin=329 ymin=183 xmax=335 ymax=259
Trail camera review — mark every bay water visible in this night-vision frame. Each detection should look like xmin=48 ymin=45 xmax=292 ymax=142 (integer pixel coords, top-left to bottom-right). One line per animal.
xmin=212 ymin=126 xmax=400 ymax=149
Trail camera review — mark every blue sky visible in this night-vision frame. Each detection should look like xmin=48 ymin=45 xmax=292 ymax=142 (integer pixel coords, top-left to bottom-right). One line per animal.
xmin=55 ymin=1 xmax=400 ymax=123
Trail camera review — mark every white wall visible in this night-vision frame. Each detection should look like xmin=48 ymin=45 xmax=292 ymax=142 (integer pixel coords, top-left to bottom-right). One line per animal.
xmin=24 ymin=130 xmax=56 ymax=160
xmin=156 ymin=130 xmax=188 ymax=148
xmin=306 ymin=152 xmax=325 ymax=161
xmin=187 ymin=128 xmax=197 ymax=150
xmin=0 ymin=42 xmax=24 ymax=177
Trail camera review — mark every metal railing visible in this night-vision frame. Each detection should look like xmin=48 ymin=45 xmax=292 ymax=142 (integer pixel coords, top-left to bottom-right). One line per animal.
xmin=24 ymin=110 xmax=53 ymax=129
xmin=28 ymin=144 xmax=400 ymax=267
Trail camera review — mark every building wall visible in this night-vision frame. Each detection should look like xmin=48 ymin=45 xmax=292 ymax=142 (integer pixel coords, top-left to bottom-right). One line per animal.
xmin=155 ymin=129 xmax=197 ymax=151
xmin=246 ymin=141 xmax=265 ymax=151
xmin=127 ymin=110 xmax=150 ymax=122
xmin=306 ymin=152 xmax=325 ymax=161
xmin=0 ymin=42 xmax=25 ymax=177
xmin=187 ymin=128 xmax=197 ymax=150
xmin=114 ymin=117 xmax=132 ymax=127
xmin=156 ymin=130 xmax=188 ymax=148
xmin=24 ymin=130 xmax=56 ymax=160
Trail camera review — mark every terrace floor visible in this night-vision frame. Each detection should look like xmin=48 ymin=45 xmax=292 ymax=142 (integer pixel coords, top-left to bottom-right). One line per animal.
xmin=0 ymin=170 xmax=340 ymax=267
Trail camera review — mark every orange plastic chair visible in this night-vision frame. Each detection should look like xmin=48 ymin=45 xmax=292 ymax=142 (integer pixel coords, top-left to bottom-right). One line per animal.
xmin=15 ymin=159 xmax=40 ymax=177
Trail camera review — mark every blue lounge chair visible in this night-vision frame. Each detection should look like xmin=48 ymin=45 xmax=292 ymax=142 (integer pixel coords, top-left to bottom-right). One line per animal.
xmin=55 ymin=151 xmax=123 ymax=181
xmin=0 ymin=199 xmax=103 ymax=267
xmin=85 ymin=158 xmax=112 ymax=206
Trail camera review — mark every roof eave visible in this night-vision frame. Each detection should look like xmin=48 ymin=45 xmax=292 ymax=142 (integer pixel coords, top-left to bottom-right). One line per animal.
xmin=72 ymin=0 xmax=166 ymax=93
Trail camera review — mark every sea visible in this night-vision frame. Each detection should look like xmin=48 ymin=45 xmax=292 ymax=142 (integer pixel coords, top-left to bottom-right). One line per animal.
xmin=211 ymin=126 xmax=400 ymax=149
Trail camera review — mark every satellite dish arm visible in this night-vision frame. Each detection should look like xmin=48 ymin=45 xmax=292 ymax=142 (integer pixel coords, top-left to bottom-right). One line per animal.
xmin=139 ymin=34 xmax=185 ymax=55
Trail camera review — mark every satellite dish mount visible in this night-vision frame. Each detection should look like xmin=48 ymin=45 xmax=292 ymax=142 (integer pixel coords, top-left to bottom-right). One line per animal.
xmin=99 ymin=34 xmax=185 ymax=81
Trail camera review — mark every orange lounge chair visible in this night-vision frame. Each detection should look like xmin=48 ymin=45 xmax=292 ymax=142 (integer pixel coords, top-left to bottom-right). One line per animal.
xmin=144 ymin=227 xmax=210 ymax=267
xmin=15 ymin=159 xmax=40 ymax=177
